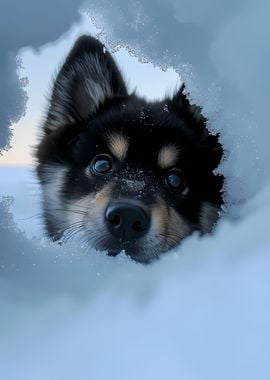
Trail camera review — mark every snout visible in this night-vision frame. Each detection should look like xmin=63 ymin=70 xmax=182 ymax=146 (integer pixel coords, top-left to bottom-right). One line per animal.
xmin=105 ymin=201 xmax=150 ymax=243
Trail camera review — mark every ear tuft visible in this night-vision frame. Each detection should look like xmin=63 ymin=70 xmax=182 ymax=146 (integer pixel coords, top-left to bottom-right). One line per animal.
xmin=170 ymin=84 xmax=207 ymax=130
xmin=44 ymin=35 xmax=128 ymax=134
xmin=171 ymin=84 xmax=224 ymax=169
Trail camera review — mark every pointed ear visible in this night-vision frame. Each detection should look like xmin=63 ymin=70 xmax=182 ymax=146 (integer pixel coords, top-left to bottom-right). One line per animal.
xmin=44 ymin=35 xmax=128 ymax=133
xmin=170 ymin=84 xmax=207 ymax=129
xmin=170 ymin=84 xmax=223 ymax=169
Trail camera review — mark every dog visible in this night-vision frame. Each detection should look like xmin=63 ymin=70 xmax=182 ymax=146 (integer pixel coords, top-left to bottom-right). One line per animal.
xmin=36 ymin=35 xmax=223 ymax=263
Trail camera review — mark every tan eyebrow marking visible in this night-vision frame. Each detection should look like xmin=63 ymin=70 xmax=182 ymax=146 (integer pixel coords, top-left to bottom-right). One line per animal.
xmin=158 ymin=144 xmax=179 ymax=169
xmin=107 ymin=133 xmax=129 ymax=161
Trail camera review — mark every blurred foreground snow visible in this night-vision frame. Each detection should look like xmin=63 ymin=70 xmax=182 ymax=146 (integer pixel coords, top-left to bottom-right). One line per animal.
xmin=1 ymin=0 xmax=270 ymax=379
xmin=0 ymin=167 xmax=270 ymax=380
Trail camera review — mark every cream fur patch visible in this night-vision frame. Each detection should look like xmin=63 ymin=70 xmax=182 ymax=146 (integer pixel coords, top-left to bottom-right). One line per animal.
xmin=158 ymin=145 xmax=179 ymax=169
xmin=107 ymin=133 xmax=129 ymax=161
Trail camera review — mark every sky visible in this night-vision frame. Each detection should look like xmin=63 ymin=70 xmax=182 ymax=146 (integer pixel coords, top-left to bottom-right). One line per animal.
xmin=0 ymin=13 xmax=180 ymax=166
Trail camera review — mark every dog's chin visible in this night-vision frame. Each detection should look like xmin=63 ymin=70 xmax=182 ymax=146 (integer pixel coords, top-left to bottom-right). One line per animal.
xmin=106 ymin=248 xmax=154 ymax=264
xmin=97 ymin=239 xmax=161 ymax=263
xmin=107 ymin=249 xmax=155 ymax=264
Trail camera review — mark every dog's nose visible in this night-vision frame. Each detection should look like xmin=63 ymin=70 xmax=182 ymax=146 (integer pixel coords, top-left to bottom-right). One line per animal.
xmin=105 ymin=201 xmax=150 ymax=243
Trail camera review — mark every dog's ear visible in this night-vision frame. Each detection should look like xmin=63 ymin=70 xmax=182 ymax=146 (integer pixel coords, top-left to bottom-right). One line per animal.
xmin=170 ymin=84 xmax=223 ymax=169
xmin=170 ymin=84 xmax=207 ymax=130
xmin=44 ymin=35 xmax=128 ymax=134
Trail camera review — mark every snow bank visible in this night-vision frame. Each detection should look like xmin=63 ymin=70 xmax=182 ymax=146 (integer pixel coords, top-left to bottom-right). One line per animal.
xmin=0 ymin=0 xmax=83 ymax=150
xmin=1 ymin=1 xmax=270 ymax=379
xmin=1 ymin=173 xmax=270 ymax=380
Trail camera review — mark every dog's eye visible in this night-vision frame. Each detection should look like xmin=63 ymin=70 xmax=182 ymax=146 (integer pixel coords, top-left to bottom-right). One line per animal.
xmin=165 ymin=169 xmax=186 ymax=191
xmin=92 ymin=155 xmax=113 ymax=174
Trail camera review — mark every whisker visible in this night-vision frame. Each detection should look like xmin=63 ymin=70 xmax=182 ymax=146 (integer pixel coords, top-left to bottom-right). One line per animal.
xmin=45 ymin=208 xmax=88 ymax=216
xmin=17 ymin=213 xmax=43 ymax=221
xmin=59 ymin=221 xmax=86 ymax=242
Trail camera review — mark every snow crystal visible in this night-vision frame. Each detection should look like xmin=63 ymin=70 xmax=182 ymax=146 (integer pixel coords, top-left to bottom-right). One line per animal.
xmin=122 ymin=179 xmax=145 ymax=191
xmin=163 ymin=103 xmax=169 ymax=113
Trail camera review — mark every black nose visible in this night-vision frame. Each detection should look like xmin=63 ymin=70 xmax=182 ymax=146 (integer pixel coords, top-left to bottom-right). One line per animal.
xmin=105 ymin=201 xmax=150 ymax=243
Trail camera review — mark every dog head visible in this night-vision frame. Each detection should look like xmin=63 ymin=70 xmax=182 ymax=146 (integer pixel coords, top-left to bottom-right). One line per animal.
xmin=36 ymin=35 xmax=223 ymax=263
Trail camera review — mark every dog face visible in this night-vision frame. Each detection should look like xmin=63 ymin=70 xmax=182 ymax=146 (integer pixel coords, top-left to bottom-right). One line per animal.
xmin=36 ymin=35 xmax=223 ymax=263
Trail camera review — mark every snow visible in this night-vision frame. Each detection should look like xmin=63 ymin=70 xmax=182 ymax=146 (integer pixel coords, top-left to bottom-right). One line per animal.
xmin=1 ymin=1 xmax=270 ymax=379
xmin=0 ymin=0 xmax=84 ymax=151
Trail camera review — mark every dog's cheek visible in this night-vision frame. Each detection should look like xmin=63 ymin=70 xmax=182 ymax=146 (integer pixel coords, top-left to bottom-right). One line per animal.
xmin=166 ymin=206 xmax=191 ymax=247
xmin=94 ymin=184 xmax=113 ymax=209
xmin=150 ymin=199 xmax=191 ymax=249
xmin=40 ymin=165 xmax=69 ymax=230
xmin=150 ymin=200 xmax=168 ymax=241
xmin=199 ymin=201 xmax=220 ymax=234
xmin=144 ymin=201 xmax=189 ymax=257
xmin=72 ymin=183 xmax=113 ymax=230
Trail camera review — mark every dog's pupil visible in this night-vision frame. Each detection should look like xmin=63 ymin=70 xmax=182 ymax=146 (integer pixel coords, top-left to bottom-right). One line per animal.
xmin=167 ymin=174 xmax=182 ymax=188
xmin=94 ymin=159 xmax=111 ymax=173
